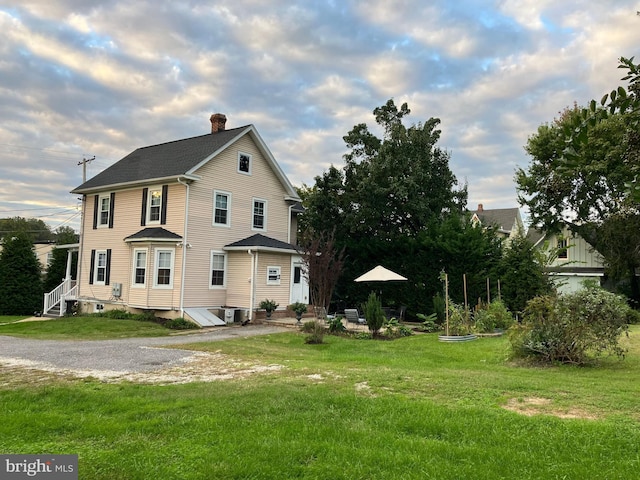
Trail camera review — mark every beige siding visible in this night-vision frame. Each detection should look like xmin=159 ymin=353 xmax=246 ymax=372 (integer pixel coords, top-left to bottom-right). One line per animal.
xmin=543 ymin=227 xmax=603 ymax=268
xmin=182 ymin=134 xmax=296 ymax=308
xmin=77 ymin=184 xmax=186 ymax=310
xmin=253 ymin=252 xmax=293 ymax=310
xmin=226 ymin=252 xmax=253 ymax=307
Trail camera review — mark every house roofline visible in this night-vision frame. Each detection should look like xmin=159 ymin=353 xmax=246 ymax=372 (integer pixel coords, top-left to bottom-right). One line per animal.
xmin=71 ymin=174 xmax=200 ymax=195
xmin=223 ymin=245 xmax=299 ymax=254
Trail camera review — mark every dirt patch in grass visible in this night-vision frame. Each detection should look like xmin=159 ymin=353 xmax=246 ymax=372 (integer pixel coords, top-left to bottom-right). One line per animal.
xmin=503 ymin=396 xmax=599 ymax=420
xmin=0 ymin=351 xmax=284 ymax=385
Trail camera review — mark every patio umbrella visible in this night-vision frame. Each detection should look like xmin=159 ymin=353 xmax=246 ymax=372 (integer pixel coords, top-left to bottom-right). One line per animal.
xmin=354 ymin=265 xmax=407 ymax=282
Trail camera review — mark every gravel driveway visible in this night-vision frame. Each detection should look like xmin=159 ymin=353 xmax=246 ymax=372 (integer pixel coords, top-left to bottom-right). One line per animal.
xmin=0 ymin=325 xmax=290 ymax=384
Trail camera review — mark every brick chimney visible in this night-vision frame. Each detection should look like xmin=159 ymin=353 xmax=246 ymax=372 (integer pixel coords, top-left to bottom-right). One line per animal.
xmin=210 ymin=113 xmax=227 ymax=133
xmin=477 ymin=203 xmax=483 ymax=212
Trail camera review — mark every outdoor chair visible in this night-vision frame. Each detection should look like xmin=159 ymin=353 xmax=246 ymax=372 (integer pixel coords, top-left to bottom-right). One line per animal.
xmin=344 ymin=309 xmax=366 ymax=325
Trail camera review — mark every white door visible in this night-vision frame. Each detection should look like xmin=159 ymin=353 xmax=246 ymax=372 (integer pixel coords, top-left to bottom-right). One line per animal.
xmin=290 ymin=257 xmax=309 ymax=304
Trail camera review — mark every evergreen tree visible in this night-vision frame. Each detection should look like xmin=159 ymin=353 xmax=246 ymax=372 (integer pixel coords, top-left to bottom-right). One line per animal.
xmin=0 ymin=232 xmax=44 ymax=315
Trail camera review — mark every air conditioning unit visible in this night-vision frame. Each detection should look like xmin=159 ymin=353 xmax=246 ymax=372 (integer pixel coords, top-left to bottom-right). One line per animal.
xmin=112 ymin=282 xmax=122 ymax=298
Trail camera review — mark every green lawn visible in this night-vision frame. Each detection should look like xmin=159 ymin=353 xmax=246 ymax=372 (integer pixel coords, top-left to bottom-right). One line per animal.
xmin=1 ymin=322 xmax=639 ymax=479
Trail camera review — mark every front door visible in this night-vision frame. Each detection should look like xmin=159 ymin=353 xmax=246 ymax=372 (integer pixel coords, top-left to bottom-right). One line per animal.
xmin=290 ymin=257 xmax=309 ymax=304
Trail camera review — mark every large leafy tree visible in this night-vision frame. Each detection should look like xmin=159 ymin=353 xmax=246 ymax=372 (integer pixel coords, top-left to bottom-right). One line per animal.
xmin=516 ymin=75 xmax=640 ymax=301
xmin=0 ymin=217 xmax=54 ymax=242
xmin=0 ymin=232 xmax=43 ymax=314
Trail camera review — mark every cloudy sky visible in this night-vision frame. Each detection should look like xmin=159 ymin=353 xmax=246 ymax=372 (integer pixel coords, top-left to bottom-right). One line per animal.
xmin=1 ymin=1 xmax=639 ymax=233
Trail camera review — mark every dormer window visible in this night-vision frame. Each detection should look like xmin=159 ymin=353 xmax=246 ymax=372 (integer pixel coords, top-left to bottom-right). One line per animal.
xmin=238 ymin=152 xmax=251 ymax=175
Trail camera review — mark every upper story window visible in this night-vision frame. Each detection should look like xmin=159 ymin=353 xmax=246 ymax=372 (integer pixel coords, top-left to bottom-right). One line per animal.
xmin=141 ymin=185 xmax=168 ymax=226
xmin=252 ymin=198 xmax=267 ymax=230
xmin=213 ymin=191 xmax=231 ymax=227
xmin=238 ymin=152 xmax=252 ymax=175
xmin=98 ymin=196 xmax=110 ymax=226
xmin=557 ymin=238 xmax=568 ymax=259
xmin=93 ymin=192 xmax=115 ymax=229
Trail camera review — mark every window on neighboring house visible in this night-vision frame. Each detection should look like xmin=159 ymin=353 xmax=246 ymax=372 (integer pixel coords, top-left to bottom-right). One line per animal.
xmin=213 ymin=191 xmax=231 ymax=226
xmin=557 ymin=238 xmax=568 ymax=259
xmin=95 ymin=250 xmax=107 ymax=284
xmin=133 ymin=249 xmax=147 ymax=286
xmin=154 ymin=249 xmax=174 ymax=288
xmin=252 ymin=198 xmax=266 ymax=230
xmin=210 ymin=252 xmax=226 ymax=287
xmin=99 ymin=196 xmax=110 ymax=226
xmin=267 ymin=266 xmax=281 ymax=285
xmin=46 ymin=252 xmax=54 ymax=267
xmin=238 ymin=152 xmax=251 ymax=174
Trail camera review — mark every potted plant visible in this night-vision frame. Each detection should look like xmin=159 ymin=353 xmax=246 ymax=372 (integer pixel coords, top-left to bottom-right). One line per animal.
xmin=288 ymin=302 xmax=308 ymax=324
xmin=259 ymin=299 xmax=279 ymax=319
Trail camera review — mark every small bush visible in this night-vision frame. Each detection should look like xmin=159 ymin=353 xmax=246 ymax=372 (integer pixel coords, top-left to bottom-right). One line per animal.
xmin=432 ymin=293 xmax=446 ymax=324
xmin=304 ymin=320 xmax=325 ymax=344
xmin=416 ymin=313 xmax=440 ymax=332
xmin=473 ymin=308 xmax=495 ymax=333
xmin=382 ymin=317 xmax=413 ymax=339
xmin=164 ymin=317 xmax=198 ymax=330
xmin=362 ymin=292 xmax=385 ymax=336
xmin=327 ymin=316 xmax=346 ymax=333
xmin=101 ymin=309 xmax=133 ymax=319
xmin=473 ymin=300 xmax=513 ymax=333
xmin=446 ymin=303 xmax=471 ymax=336
xmin=509 ymin=286 xmax=630 ymax=364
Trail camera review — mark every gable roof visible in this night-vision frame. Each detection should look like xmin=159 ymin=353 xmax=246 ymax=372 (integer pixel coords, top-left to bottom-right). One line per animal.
xmin=525 ymin=227 xmax=546 ymax=247
xmin=71 ymin=124 xmax=301 ymax=201
xmin=471 ymin=207 xmax=521 ymax=234
xmin=224 ymin=233 xmax=298 ymax=254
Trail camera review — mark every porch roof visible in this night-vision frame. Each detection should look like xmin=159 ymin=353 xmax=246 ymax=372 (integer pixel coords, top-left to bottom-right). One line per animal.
xmin=224 ymin=233 xmax=299 ymax=254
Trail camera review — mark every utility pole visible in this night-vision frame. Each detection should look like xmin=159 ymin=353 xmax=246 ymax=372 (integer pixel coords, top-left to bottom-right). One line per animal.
xmin=78 ymin=156 xmax=95 ymax=183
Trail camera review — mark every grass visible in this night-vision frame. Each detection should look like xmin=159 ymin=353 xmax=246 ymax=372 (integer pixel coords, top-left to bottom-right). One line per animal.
xmin=0 ymin=322 xmax=639 ymax=479
xmin=0 ymin=316 xmax=172 ymax=339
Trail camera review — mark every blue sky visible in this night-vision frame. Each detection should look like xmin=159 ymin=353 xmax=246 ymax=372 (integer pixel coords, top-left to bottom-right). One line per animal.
xmin=1 ymin=1 xmax=639 ymax=232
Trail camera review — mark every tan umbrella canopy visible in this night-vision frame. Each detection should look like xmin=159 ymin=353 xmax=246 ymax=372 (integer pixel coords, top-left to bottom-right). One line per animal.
xmin=355 ymin=265 xmax=407 ymax=282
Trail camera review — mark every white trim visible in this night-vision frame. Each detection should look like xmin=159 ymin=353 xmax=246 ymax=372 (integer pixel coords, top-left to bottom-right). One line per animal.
xmin=237 ymin=151 xmax=252 ymax=175
xmin=267 ymin=266 xmax=281 ymax=285
xmin=209 ymin=251 xmax=227 ymax=289
xmin=97 ymin=194 xmax=110 ymax=227
xmin=153 ymin=248 xmax=175 ymax=289
xmin=146 ymin=185 xmax=163 ymax=225
xmin=131 ymin=248 xmax=148 ymax=288
xmin=94 ymin=250 xmax=107 ymax=285
xmin=252 ymin=197 xmax=267 ymax=231
xmin=213 ymin=190 xmax=232 ymax=227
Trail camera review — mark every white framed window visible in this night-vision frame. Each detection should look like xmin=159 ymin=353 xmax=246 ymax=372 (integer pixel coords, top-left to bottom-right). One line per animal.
xmin=148 ymin=188 xmax=162 ymax=224
xmin=557 ymin=238 xmax=568 ymax=259
xmin=153 ymin=248 xmax=175 ymax=288
xmin=213 ymin=191 xmax=231 ymax=227
xmin=267 ymin=266 xmax=281 ymax=285
xmin=252 ymin=198 xmax=267 ymax=231
xmin=210 ymin=251 xmax=227 ymax=288
xmin=94 ymin=250 xmax=107 ymax=285
xmin=238 ymin=152 xmax=252 ymax=175
xmin=98 ymin=195 xmax=110 ymax=227
xmin=132 ymin=249 xmax=147 ymax=287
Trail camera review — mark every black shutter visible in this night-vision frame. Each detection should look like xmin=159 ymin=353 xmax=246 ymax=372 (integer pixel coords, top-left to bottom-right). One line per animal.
xmin=92 ymin=195 xmax=98 ymax=229
xmin=89 ymin=249 xmax=96 ymax=284
xmin=161 ymin=185 xmax=168 ymax=225
xmin=108 ymin=192 xmax=115 ymax=228
xmin=141 ymin=188 xmax=148 ymax=226
xmin=105 ymin=249 xmax=112 ymax=285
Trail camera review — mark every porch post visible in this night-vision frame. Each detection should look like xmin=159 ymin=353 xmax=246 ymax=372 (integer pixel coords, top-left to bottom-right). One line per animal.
xmin=65 ymin=249 xmax=73 ymax=280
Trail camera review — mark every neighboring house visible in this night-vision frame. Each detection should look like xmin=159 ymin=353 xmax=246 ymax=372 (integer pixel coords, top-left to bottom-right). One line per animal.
xmin=49 ymin=114 xmax=308 ymax=325
xmin=527 ymin=226 xmax=605 ymax=293
xmin=470 ymin=204 xmax=524 ymax=243
xmin=33 ymin=241 xmax=56 ymax=272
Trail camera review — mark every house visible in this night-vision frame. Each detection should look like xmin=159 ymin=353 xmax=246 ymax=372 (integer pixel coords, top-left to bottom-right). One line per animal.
xmin=526 ymin=226 xmax=605 ymax=293
xmin=470 ymin=204 xmax=524 ymax=242
xmin=47 ymin=114 xmax=308 ymax=325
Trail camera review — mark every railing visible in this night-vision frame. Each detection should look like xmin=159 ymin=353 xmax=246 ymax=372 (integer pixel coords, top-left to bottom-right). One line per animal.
xmin=43 ymin=279 xmax=78 ymax=317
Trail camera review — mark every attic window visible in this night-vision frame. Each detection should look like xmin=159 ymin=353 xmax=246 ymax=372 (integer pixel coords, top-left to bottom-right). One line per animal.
xmin=238 ymin=152 xmax=251 ymax=174
xmin=557 ymin=238 xmax=568 ymax=259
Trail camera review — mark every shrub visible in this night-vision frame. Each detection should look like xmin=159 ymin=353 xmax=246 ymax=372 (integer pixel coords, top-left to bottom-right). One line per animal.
xmin=164 ymin=317 xmax=198 ymax=330
xmin=382 ymin=317 xmax=413 ymax=339
xmin=473 ymin=308 xmax=495 ymax=333
xmin=509 ymin=286 xmax=630 ymax=364
xmin=486 ymin=300 xmax=513 ymax=330
xmin=416 ymin=313 xmax=440 ymax=332
xmin=327 ymin=316 xmax=346 ymax=333
xmin=446 ymin=303 xmax=471 ymax=336
xmin=303 ymin=320 xmax=325 ymax=344
xmin=432 ymin=293 xmax=446 ymax=324
xmin=362 ymin=292 xmax=385 ymax=337
xmin=259 ymin=299 xmax=279 ymax=313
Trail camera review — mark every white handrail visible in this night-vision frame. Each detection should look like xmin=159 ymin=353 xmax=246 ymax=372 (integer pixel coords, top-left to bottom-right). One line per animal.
xmin=43 ymin=279 xmax=77 ymax=316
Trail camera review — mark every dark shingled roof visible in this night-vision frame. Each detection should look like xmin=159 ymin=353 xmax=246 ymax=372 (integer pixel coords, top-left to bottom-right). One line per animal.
xmin=224 ymin=234 xmax=298 ymax=252
xmin=472 ymin=207 xmax=521 ymax=233
xmin=526 ymin=227 xmax=546 ymax=246
xmin=124 ymin=227 xmax=182 ymax=242
xmin=72 ymin=126 xmax=249 ymax=193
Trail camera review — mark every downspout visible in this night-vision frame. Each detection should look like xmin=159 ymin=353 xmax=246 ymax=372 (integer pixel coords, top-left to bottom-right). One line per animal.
xmin=248 ymin=249 xmax=258 ymax=321
xmin=177 ymin=177 xmax=190 ymax=317
xmin=287 ymin=204 xmax=294 ymax=244
xmin=76 ymin=195 xmax=86 ymax=301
